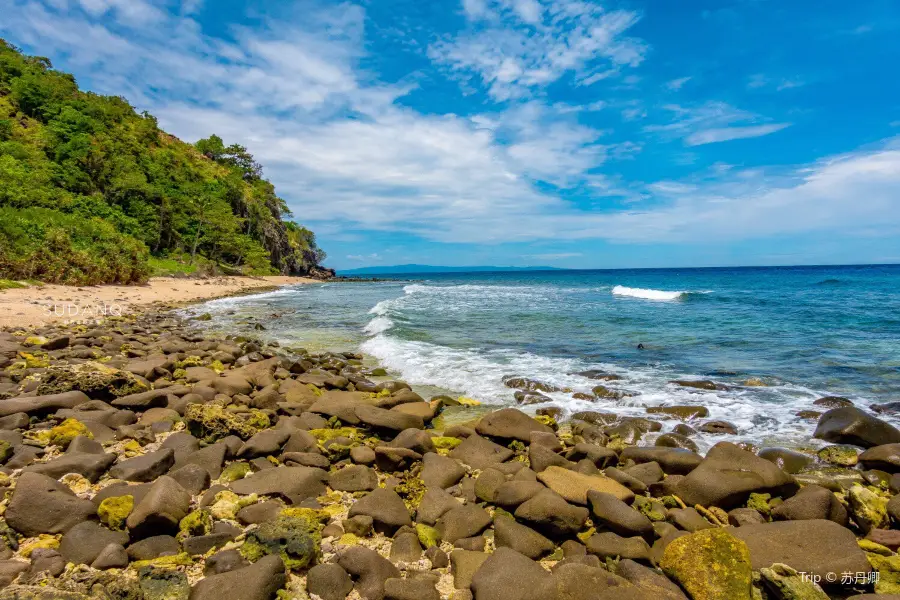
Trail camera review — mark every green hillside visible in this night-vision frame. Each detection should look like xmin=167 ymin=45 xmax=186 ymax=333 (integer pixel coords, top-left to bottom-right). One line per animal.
xmin=0 ymin=39 xmax=327 ymax=285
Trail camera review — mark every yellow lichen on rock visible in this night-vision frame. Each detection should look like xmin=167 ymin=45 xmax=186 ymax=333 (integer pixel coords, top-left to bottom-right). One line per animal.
xmin=98 ymin=495 xmax=134 ymax=531
xmin=660 ymin=528 xmax=753 ymax=600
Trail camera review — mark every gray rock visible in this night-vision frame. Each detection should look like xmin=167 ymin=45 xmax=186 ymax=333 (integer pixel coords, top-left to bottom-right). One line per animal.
xmin=584 ymin=532 xmax=651 ymax=562
xmin=422 ymin=453 xmax=466 ymax=489
xmin=416 ymin=487 xmax=461 ymax=525
xmin=127 ymin=535 xmax=180 ymax=561
xmin=6 ymin=472 xmax=96 ymax=536
xmin=475 ymin=408 xmax=553 ymax=442
xmin=771 ymin=484 xmax=849 ymax=526
xmin=384 ymin=577 xmax=440 ymax=600
xmin=587 ymin=491 xmax=653 ymax=539
xmin=91 ymin=543 xmax=129 ymax=569
xmin=349 ymin=488 xmax=412 ymax=530
xmin=307 ymin=563 xmax=354 ymax=600
xmin=190 ymin=554 xmax=286 ymax=600
xmin=470 ymin=547 xmax=556 ymax=600
xmin=450 ymin=550 xmax=489 ymax=590
xmin=355 ymin=405 xmax=424 ymax=431
xmin=450 ymin=435 xmax=514 ymax=469
xmin=126 ymin=475 xmax=191 ymax=538
xmin=329 ymin=465 xmax=378 ymax=492
xmin=493 ymin=514 xmax=554 ymax=559
xmin=229 ymin=466 xmax=327 ymax=504
xmin=24 ymin=451 xmax=116 ymax=482
xmin=814 ymin=407 xmax=900 ymax=449
xmin=437 ymin=505 xmax=492 ymax=544
xmin=514 ymin=489 xmax=589 ymax=537
xmin=338 ymin=546 xmax=401 ymax=600
xmin=109 ymin=449 xmax=175 ymax=482
xmin=59 ymin=521 xmax=129 ymax=565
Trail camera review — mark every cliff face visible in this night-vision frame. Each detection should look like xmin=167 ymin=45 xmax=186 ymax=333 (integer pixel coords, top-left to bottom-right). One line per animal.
xmin=0 ymin=39 xmax=328 ymax=283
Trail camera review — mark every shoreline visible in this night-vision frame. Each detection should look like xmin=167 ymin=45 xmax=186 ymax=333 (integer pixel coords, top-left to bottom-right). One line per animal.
xmin=0 ymin=275 xmax=318 ymax=330
xmin=0 ymin=289 xmax=896 ymax=598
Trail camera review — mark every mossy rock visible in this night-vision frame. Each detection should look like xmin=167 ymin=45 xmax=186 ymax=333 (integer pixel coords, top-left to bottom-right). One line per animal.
xmin=36 ymin=361 xmax=148 ymax=399
xmin=18 ymin=352 xmax=50 ymax=369
xmin=209 ymin=491 xmax=258 ymax=520
xmin=395 ymin=474 xmax=427 ymax=510
xmin=240 ymin=514 xmax=321 ymax=570
xmin=173 ymin=355 xmax=204 ymax=369
xmin=308 ymin=427 xmax=360 ymax=444
xmin=633 ymin=496 xmax=667 ymax=522
xmin=184 ymin=404 xmax=270 ymax=442
xmin=137 ymin=565 xmax=191 ymax=600
xmin=0 ymin=441 xmax=12 ymax=464
xmin=747 ymin=493 xmax=772 ymax=516
xmin=219 ymin=461 xmax=253 ymax=483
xmin=23 ymin=336 xmax=49 ymax=347
xmin=817 ymin=445 xmax=859 ymax=467
xmin=431 ymin=436 xmax=462 ymax=451
xmin=178 ymin=509 xmax=212 ymax=540
xmin=660 ymin=528 xmax=753 ymax=600
xmin=20 ymin=535 xmax=60 ymax=557
xmin=416 ymin=524 xmax=440 ymax=548
xmin=132 ymin=552 xmax=193 ymax=570
xmin=759 ymin=563 xmax=828 ymax=600
xmin=867 ymin=552 xmax=900 ymax=594
xmin=849 ymin=484 xmax=889 ymax=532
xmin=46 ymin=418 xmax=92 ymax=448
xmin=98 ymin=495 xmax=134 ymax=531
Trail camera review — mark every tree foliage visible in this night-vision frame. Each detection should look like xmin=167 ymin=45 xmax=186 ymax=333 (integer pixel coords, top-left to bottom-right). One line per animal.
xmin=0 ymin=39 xmax=325 ymax=284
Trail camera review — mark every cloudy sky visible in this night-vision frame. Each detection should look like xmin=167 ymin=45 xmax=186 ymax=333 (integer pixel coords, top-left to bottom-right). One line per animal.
xmin=3 ymin=0 xmax=900 ymax=269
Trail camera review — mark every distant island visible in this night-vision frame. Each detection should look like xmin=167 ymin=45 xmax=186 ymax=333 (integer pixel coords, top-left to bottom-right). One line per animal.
xmin=337 ymin=264 xmax=567 ymax=275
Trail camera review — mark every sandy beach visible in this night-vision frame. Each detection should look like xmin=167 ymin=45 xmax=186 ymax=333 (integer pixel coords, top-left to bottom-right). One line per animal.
xmin=0 ymin=275 xmax=317 ymax=329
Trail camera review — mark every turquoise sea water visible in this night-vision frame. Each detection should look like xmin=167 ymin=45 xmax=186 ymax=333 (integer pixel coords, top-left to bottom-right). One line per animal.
xmin=186 ymin=265 xmax=900 ymax=448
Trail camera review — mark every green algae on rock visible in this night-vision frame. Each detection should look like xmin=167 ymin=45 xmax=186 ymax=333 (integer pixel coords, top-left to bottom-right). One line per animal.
xmin=184 ymin=404 xmax=270 ymax=442
xmin=36 ymin=361 xmax=149 ymax=399
xmin=660 ymin=528 xmax=753 ymax=600
xmin=240 ymin=514 xmax=322 ymax=570
xmin=98 ymin=495 xmax=134 ymax=531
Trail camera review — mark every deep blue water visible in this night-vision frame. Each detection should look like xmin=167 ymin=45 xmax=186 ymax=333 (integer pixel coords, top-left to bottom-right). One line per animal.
xmin=187 ymin=264 xmax=900 ymax=448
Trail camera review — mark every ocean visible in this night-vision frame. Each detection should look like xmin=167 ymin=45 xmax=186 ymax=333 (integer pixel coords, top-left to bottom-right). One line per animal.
xmin=185 ymin=264 xmax=900 ymax=450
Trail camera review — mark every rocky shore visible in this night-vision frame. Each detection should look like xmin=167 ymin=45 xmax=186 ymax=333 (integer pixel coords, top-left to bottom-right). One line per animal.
xmin=0 ymin=308 xmax=899 ymax=600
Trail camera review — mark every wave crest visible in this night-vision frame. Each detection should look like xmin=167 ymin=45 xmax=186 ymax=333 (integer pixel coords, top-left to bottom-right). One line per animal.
xmin=612 ymin=285 xmax=686 ymax=301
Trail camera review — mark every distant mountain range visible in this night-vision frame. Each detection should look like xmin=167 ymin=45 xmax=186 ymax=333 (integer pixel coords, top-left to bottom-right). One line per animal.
xmin=337 ymin=264 xmax=567 ymax=275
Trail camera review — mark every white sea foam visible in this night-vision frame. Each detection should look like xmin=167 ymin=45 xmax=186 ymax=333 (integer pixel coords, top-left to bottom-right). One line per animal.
xmin=612 ymin=285 xmax=686 ymax=301
xmin=363 ymin=316 xmax=394 ymax=336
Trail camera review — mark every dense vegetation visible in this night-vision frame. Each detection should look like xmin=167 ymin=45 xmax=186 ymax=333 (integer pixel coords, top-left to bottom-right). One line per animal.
xmin=0 ymin=39 xmax=327 ymax=284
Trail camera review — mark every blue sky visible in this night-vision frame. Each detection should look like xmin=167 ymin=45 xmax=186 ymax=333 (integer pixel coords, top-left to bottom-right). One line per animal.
xmin=3 ymin=0 xmax=900 ymax=270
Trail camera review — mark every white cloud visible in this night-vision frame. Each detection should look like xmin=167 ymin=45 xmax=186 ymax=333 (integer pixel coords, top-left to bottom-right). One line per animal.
xmin=429 ymin=0 xmax=647 ymax=100
xmin=646 ymin=101 xmax=790 ymax=146
xmin=685 ymin=123 xmax=790 ymax=146
xmin=748 ymin=73 xmax=806 ymax=92
xmin=665 ymin=76 xmax=691 ymax=91
xmin=347 ymin=253 xmax=381 ymax=261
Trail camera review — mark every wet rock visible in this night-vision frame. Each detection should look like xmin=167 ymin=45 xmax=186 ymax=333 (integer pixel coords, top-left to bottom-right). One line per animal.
xmin=59 ymin=521 xmax=129 ymax=565
xmin=814 ymin=407 xmax=900 ymax=449
xmin=493 ymin=514 xmax=554 ymax=559
xmin=860 ymin=444 xmax=900 ymax=473
xmin=503 ymin=377 xmax=560 ymax=393
xmin=660 ymin=528 xmax=752 ymax=600
xmin=731 ymin=519 xmax=872 ymax=579
xmin=817 ymin=444 xmax=860 ymax=467
xmin=338 ymin=546 xmax=401 ymax=600
xmin=355 ymin=405 xmax=424 ymax=431
xmin=655 ymin=433 xmax=699 ymax=453
xmin=757 ymin=447 xmax=814 ymax=474
xmin=515 ymin=489 xmax=589 ymax=537
xmin=475 ymin=408 xmax=553 ymax=442
xmin=537 ymin=465 xmax=634 ymax=504
xmin=307 ymin=563 xmax=354 ymax=600
xmin=671 ymin=380 xmax=727 ymax=391
xmin=349 ymin=488 xmax=412 ymax=531
xmin=698 ymin=420 xmax=738 ymax=435
xmin=6 ymin=472 xmax=96 ymax=536
xmin=675 ymin=442 xmax=798 ymax=509
xmin=190 ymin=554 xmax=286 ymax=600
xmin=646 ymin=405 xmax=709 ymax=420
xmin=814 ymin=396 xmax=854 ymax=409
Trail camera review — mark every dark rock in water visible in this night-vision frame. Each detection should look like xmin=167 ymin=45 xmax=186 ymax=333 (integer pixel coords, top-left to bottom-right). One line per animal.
xmin=337 ymin=546 xmax=401 ymax=600
xmin=6 ymin=472 xmax=96 ymax=536
xmin=859 ymin=443 xmax=900 ymax=473
xmin=502 ymin=376 xmax=561 ymax=393
xmin=757 ymin=447 xmax=813 ymax=474
xmin=655 ymin=433 xmax=699 ymax=453
xmin=698 ymin=420 xmax=738 ymax=435
xmin=814 ymin=407 xmax=900 ymax=448
xmin=813 ymin=396 xmax=853 ymax=409
xmin=476 ymin=408 xmax=553 ymax=442
xmin=770 ymin=484 xmax=848 ymax=526
xmin=307 ymin=563 xmax=354 ymax=600
xmin=190 ymin=554 xmax=286 ymax=600
xmin=470 ymin=547 xmax=556 ymax=600
xmin=670 ymin=380 xmax=728 ymax=391
xmin=574 ymin=370 xmax=623 ymax=381
xmin=514 ymin=390 xmax=552 ymax=405
xmin=731 ymin=520 xmax=871 ymax=580
xmin=675 ymin=442 xmax=798 ymax=509
xmin=796 ymin=410 xmax=822 ymax=420
xmin=646 ymin=405 xmax=709 ymax=420
xmin=872 ymin=401 xmax=900 ymax=414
